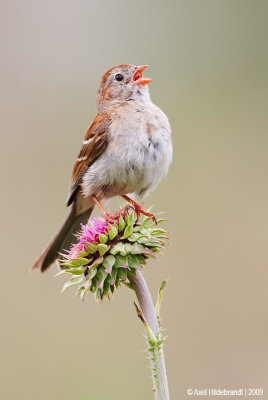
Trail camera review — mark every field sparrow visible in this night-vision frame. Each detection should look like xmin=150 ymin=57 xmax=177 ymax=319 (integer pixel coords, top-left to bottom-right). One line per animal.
xmin=33 ymin=65 xmax=172 ymax=271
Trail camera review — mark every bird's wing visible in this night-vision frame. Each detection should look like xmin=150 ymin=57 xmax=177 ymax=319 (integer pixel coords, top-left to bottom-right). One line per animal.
xmin=67 ymin=113 xmax=112 ymax=206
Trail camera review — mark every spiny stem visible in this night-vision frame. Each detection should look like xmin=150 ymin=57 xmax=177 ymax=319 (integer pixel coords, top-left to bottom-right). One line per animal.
xmin=128 ymin=270 xmax=169 ymax=400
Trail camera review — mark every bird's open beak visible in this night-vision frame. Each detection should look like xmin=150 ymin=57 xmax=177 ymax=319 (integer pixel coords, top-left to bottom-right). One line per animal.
xmin=132 ymin=65 xmax=152 ymax=86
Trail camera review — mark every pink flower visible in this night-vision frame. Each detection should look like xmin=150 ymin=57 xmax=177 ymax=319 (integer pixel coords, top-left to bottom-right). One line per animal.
xmin=69 ymin=218 xmax=108 ymax=259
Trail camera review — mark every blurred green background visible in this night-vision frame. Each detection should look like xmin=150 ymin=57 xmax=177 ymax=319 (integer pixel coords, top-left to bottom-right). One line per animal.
xmin=1 ymin=1 xmax=267 ymax=399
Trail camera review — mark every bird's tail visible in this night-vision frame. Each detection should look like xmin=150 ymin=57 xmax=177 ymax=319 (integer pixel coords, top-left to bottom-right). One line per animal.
xmin=32 ymin=205 xmax=94 ymax=272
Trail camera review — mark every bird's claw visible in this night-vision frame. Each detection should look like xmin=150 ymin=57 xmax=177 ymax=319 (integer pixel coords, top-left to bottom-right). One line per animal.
xmin=103 ymin=206 xmax=132 ymax=224
xmin=130 ymin=203 xmax=157 ymax=224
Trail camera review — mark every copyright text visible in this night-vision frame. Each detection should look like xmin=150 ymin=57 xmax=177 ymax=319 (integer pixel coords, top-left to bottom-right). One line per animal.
xmin=186 ymin=388 xmax=264 ymax=397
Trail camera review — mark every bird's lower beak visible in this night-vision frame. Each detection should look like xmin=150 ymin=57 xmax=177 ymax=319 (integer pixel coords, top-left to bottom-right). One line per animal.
xmin=132 ymin=65 xmax=152 ymax=86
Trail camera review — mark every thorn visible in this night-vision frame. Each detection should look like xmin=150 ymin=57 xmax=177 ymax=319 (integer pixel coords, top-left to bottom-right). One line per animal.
xmin=133 ymin=302 xmax=157 ymax=344
xmin=134 ymin=301 xmax=146 ymax=324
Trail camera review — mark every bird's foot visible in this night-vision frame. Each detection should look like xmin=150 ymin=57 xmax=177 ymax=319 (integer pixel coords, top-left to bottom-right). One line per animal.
xmin=103 ymin=206 xmax=132 ymax=224
xmin=92 ymin=195 xmax=156 ymax=225
xmin=122 ymin=195 xmax=157 ymax=224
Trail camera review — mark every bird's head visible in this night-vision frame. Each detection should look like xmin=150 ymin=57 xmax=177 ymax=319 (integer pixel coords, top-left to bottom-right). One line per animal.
xmin=97 ymin=64 xmax=152 ymax=111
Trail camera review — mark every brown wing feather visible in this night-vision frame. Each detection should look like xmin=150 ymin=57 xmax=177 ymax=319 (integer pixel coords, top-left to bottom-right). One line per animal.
xmin=67 ymin=113 xmax=112 ymax=206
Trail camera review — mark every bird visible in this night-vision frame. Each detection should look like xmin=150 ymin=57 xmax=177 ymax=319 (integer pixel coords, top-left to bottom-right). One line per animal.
xmin=32 ymin=64 xmax=172 ymax=272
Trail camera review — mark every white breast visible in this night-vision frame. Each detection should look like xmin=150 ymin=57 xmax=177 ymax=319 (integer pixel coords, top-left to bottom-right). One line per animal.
xmin=82 ymin=101 xmax=172 ymax=201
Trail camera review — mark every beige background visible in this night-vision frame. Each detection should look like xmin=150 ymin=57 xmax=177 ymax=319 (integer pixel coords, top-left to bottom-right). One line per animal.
xmin=0 ymin=1 xmax=267 ymax=399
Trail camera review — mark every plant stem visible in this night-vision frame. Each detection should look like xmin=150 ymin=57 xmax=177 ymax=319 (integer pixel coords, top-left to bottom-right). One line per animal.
xmin=128 ymin=270 xmax=169 ymax=400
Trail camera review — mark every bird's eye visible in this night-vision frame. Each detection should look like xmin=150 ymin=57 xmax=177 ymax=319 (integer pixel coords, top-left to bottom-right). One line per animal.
xmin=115 ymin=74 xmax=124 ymax=82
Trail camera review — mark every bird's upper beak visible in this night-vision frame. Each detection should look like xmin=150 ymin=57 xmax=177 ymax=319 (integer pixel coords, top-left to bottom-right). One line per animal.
xmin=132 ymin=65 xmax=152 ymax=86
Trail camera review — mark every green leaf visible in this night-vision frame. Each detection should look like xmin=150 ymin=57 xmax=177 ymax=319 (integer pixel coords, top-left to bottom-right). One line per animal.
xmin=128 ymin=267 xmax=137 ymax=276
xmin=145 ymin=241 xmax=161 ymax=247
xmin=87 ymin=266 xmax=98 ymax=280
xmin=67 ymin=258 xmax=84 ymax=267
xmin=77 ymin=285 xmax=88 ymax=301
xmin=84 ymin=242 xmax=98 ymax=254
xmin=121 ymin=224 xmax=134 ymax=239
xmin=99 ymin=233 xmax=108 ymax=244
xmin=114 ymin=254 xmax=128 ymax=268
xmin=90 ymin=256 xmax=103 ymax=268
xmin=159 ymin=280 xmax=167 ymax=291
xmin=59 ymin=262 xmax=71 ymax=268
xmin=90 ymin=281 xmax=97 ymax=293
xmin=124 ymin=243 xmax=135 ymax=254
xmin=127 ymin=254 xmax=140 ymax=269
xmin=55 ymin=269 xmax=71 ymax=277
xmin=103 ymin=255 xmax=116 ymax=273
xmin=118 ymin=268 xmax=127 ymax=281
xmin=61 ymin=276 xmax=84 ymax=292
xmin=135 ymin=254 xmax=146 ymax=264
xmin=135 ymin=216 xmax=151 ymax=231
xmin=138 ymin=227 xmax=150 ymax=236
xmin=108 ymin=225 xmax=118 ymax=240
xmin=102 ymin=278 xmax=110 ymax=296
xmin=108 ymin=268 xmax=117 ymax=285
xmin=150 ymin=228 xmax=168 ymax=235
xmin=155 ymin=235 xmax=169 ymax=240
xmin=137 ymin=237 xmax=160 ymax=246
xmin=76 ymin=257 xmax=92 ymax=266
xmin=98 ymin=243 xmax=110 ymax=256
xmin=66 ymin=267 xmax=88 ymax=275
xmin=128 ymin=233 xmax=146 ymax=242
xmin=95 ymin=267 xmax=108 ymax=290
xmin=122 ymin=281 xmax=134 ymax=290
xmin=79 ymin=251 xmax=89 ymax=257
xmin=127 ymin=212 xmax=137 ymax=225
xmin=110 ymin=242 xmax=125 ymax=255
xmin=118 ymin=246 xmax=127 ymax=256
xmin=118 ymin=216 xmax=126 ymax=232
xmin=131 ymin=242 xmax=146 ymax=253
xmin=147 ymin=218 xmax=166 ymax=226
xmin=115 ymin=275 xmax=120 ymax=288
